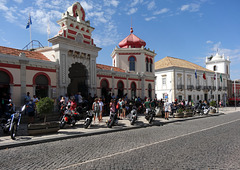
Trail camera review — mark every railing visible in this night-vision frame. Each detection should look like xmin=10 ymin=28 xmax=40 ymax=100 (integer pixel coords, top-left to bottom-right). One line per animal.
xmin=196 ymin=85 xmax=202 ymax=91
xmin=203 ymin=86 xmax=209 ymax=91
xmin=187 ymin=85 xmax=194 ymax=90
xmin=177 ymin=85 xmax=184 ymax=90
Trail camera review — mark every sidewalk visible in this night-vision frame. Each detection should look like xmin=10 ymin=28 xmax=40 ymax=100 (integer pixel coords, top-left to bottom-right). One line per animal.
xmin=0 ymin=107 xmax=239 ymax=150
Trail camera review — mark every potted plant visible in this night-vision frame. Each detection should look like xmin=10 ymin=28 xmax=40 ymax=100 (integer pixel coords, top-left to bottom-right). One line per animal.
xmin=209 ymin=100 xmax=217 ymax=113
xmin=184 ymin=107 xmax=193 ymax=117
xmin=174 ymin=108 xmax=184 ymax=118
xmin=28 ymin=97 xmax=59 ymax=135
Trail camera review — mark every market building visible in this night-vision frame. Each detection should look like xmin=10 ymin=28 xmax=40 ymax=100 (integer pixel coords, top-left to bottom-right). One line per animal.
xmin=0 ymin=2 xmax=156 ymax=107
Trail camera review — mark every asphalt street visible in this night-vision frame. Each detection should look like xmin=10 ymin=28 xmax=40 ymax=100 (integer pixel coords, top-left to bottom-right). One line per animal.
xmin=0 ymin=111 xmax=240 ymax=170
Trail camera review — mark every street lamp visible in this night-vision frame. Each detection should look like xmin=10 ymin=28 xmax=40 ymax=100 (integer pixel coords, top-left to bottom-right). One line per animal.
xmin=234 ymin=80 xmax=236 ymax=111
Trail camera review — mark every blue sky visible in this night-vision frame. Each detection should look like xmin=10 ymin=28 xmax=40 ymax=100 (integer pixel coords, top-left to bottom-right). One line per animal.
xmin=0 ymin=0 xmax=240 ymax=80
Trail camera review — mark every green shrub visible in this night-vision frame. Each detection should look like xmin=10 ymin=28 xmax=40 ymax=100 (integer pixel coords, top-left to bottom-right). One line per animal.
xmin=209 ymin=100 xmax=216 ymax=107
xmin=36 ymin=97 xmax=54 ymax=122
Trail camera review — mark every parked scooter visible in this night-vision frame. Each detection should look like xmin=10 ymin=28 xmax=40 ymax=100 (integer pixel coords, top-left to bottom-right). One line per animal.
xmin=145 ymin=108 xmax=156 ymax=124
xmin=83 ymin=110 xmax=94 ymax=128
xmin=0 ymin=104 xmax=25 ymax=140
xmin=106 ymin=112 xmax=118 ymax=128
xmin=59 ymin=106 xmax=87 ymax=128
xmin=129 ymin=106 xmax=138 ymax=125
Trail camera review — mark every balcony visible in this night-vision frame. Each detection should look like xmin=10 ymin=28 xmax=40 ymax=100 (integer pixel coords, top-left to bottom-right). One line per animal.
xmin=222 ymin=87 xmax=227 ymax=91
xmin=187 ymin=85 xmax=194 ymax=90
xmin=196 ymin=85 xmax=202 ymax=91
xmin=203 ymin=86 xmax=209 ymax=91
xmin=177 ymin=85 xmax=184 ymax=90
xmin=212 ymin=86 xmax=216 ymax=91
xmin=218 ymin=86 xmax=222 ymax=91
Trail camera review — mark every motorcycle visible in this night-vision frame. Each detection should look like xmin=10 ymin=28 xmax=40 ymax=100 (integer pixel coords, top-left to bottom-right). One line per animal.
xmin=0 ymin=105 xmax=25 ymax=140
xmin=59 ymin=106 xmax=87 ymax=129
xmin=106 ymin=112 xmax=118 ymax=128
xmin=129 ymin=106 xmax=138 ymax=125
xmin=145 ymin=108 xmax=155 ymax=124
xmin=83 ymin=110 xmax=94 ymax=129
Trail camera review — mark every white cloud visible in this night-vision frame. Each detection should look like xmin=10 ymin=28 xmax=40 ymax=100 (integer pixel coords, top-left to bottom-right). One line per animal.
xmin=145 ymin=16 xmax=156 ymax=21
xmin=180 ymin=3 xmax=200 ymax=12
xmin=127 ymin=8 xmax=138 ymax=15
xmin=103 ymin=0 xmax=119 ymax=7
xmin=129 ymin=0 xmax=143 ymax=7
xmin=13 ymin=0 xmax=23 ymax=3
xmin=147 ymin=1 xmax=155 ymax=10
xmin=206 ymin=40 xmax=213 ymax=44
xmin=153 ymin=8 xmax=169 ymax=15
xmin=81 ymin=1 xmax=93 ymax=11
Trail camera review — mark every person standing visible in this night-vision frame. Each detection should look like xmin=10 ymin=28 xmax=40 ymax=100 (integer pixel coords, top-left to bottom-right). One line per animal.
xmin=164 ymin=99 xmax=170 ymax=120
xmin=24 ymin=92 xmax=31 ymax=104
xmin=98 ymin=98 xmax=104 ymax=121
xmin=117 ymin=98 xmax=124 ymax=119
xmin=26 ymin=99 xmax=35 ymax=123
xmin=77 ymin=92 xmax=83 ymax=107
xmin=92 ymin=98 xmax=100 ymax=124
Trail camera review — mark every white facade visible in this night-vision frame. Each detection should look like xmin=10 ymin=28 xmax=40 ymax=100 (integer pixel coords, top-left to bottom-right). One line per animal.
xmin=155 ymin=57 xmax=229 ymax=103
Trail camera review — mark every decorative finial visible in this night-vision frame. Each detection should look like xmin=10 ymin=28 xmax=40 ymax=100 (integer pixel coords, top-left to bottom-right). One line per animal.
xmin=130 ymin=27 xmax=133 ymax=33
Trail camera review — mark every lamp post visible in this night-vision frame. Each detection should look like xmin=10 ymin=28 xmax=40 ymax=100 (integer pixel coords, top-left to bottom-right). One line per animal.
xmin=234 ymin=80 xmax=236 ymax=111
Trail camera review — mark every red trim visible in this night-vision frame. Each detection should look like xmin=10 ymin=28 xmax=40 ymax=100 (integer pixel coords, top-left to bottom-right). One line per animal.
xmin=64 ymin=30 xmax=66 ymax=37
xmin=52 ymin=86 xmax=57 ymax=88
xmin=0 ymin=68 xmax=14 ymax=84
xmin=33 ymin=72 xmax=51 ymax=85
xmin=119 ymin=53 xmax=141 ymax=55
xmin=128 ymin=78 xmax=139 ymax=81
xmin=83 ymin=40 xmax=90 ymax=44
xmin=145 ymin=54 xmax=154 ymax=58
xmin=76 ymin=26 xmax=79 ymax=29
xmin=97 ymin=75 xmax=112 ymax=78
xmin=114 ymin=76 xmax=127 ymax=80
xmin=150 ymin=58 xmax=153 ymax=63
xmin=100 ymin=78 xmax=110 ymax=88
xmin=14 ymin=84 xmax=21 ymax=87
xmin=83 ymin=34 xmax=91 ymax=39
xmin=145 ymin=57 xmax=149 ymax=62
xmin=26 ymin=66 xmax=56 ymax=72
xmin=68 ymin=29 xmax=77 ymax=35
xmin=81 ymin=7 xmax=85 ymax=21
xmin=146 ymin=79 xmax=154 ymax=82
xmin=0 ymin=63 xmax=20 ymax=69
xmin=128 ymin=56 xmax=137 ymax=62
xmin=70 ymin=24 xmax=74 ymax=27
xmin=67 ymin=35 xmax=75 ymax=40
xmin=26 ymin=85 xmax=33 ymax=87
xmin=86 ymin=30 xmax=89 ymax=33
xmin=81 ymin=27 xmax=84 ymax=31
xmin=62 ymin=23 xmax=65 ymax=27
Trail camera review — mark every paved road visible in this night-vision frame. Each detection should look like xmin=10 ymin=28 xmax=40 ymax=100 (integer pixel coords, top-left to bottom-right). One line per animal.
xmin=0 ymin=111 xmax=240 ymax=169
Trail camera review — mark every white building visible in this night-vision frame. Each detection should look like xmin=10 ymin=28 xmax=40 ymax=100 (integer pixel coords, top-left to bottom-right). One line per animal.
xmin=155 ymin=56 xmax=229 ymax=103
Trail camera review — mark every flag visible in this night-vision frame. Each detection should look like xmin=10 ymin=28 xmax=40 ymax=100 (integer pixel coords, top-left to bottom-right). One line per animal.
xmin=195 ymin=69 xmax=197 ymax=79
xmin=220 ymin=73 xmax=222 ymax=82
xmin=203 ymin=72 xmax=206 ymax=80
xmin=26 ymin=15 xmax=32 ymax=29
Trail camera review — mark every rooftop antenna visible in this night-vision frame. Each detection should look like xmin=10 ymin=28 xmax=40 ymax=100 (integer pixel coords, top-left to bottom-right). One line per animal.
xmin=130 ymin=16 xmax=133 ymax=33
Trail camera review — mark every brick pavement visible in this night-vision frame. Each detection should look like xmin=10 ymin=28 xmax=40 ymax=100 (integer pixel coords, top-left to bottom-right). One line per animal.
xmin=0 ymin=107 xmax=239 ymax=150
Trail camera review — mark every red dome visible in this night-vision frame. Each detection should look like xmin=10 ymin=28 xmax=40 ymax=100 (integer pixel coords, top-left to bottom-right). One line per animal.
xmin=118 ymin=28 xmax=146 ymax=48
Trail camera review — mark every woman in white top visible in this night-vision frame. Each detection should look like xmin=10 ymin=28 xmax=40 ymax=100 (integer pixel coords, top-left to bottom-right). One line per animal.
xmin=164 ymin=99 xmax=170 ymax=120
xmin=98 ymin=98 xmax=104 ymax=121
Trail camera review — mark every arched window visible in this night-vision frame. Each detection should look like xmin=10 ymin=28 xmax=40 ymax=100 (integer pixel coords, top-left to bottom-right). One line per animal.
xmin=35 ymin=74 xmax=49 ymax=98
xmin=148 ymin=83 xmax=152 ymax=99
xmin=213 ymin=65 xmax=217 ymax=71
xmin=131 ymin=82 xmax=136 ymax=99
xmin=100 ymin=79 xmax=109 ymax=99
xmin=150 ymin=59 xmax=153 ymax=72
xmin=146 ymin=58 xmax=149 ymax=72
xmin=129 ymin=56 xmax=135 ymax=71
xmin=117 ymin=81 xmax=124 ymax=98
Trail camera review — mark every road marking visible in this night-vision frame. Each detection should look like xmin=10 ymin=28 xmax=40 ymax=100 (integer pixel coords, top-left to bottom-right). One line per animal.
xmin=57 ymin=118 xmax=240 ymax=170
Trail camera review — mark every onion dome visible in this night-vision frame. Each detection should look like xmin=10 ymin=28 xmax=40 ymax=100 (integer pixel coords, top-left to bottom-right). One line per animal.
xmin=118 ymin=27 xmax=146 ymax=48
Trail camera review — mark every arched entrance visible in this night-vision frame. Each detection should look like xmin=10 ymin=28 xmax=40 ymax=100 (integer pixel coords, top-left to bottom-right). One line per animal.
xmin=68 ymin=63 xmax=88 ymax=97
xmin=131 ymin=82 xmax=136 ymax=99
xmin=0 ymin=70 xmax=10 ymax=99
xmin=35 ymin=74 xmax=49 ymax=98
xmin=117 ymin=81 xmax=124 ymax=99
xmin=148 ymin=83 xmax=152 ymax=99
xmin=100 ymin=79 xmax=109 ymax=100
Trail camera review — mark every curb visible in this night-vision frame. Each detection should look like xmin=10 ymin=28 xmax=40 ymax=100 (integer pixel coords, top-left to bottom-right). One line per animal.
xmin=0 ymin=113 xmax=224 ymax=150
